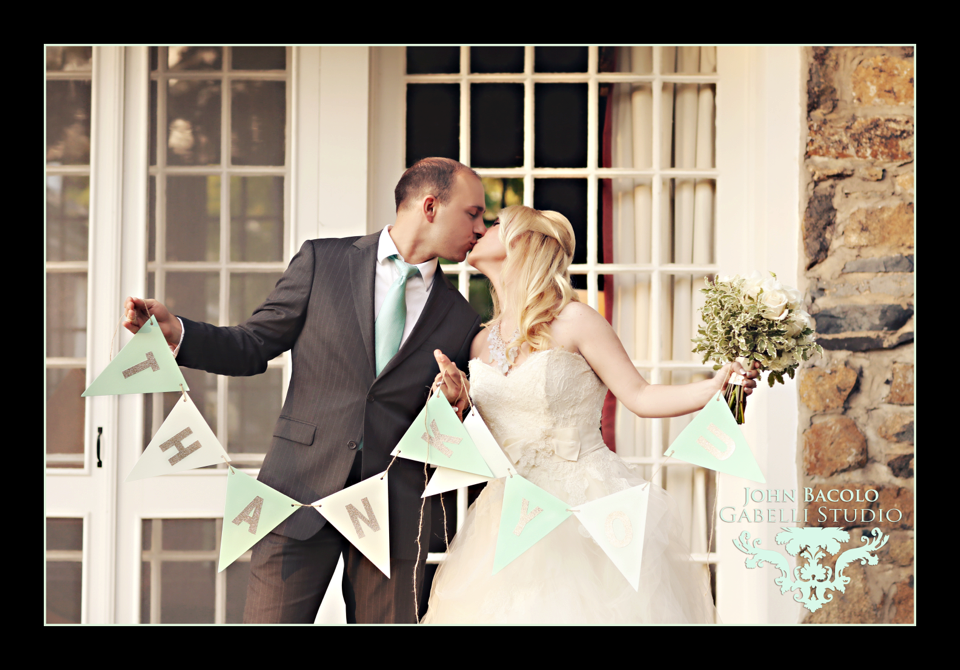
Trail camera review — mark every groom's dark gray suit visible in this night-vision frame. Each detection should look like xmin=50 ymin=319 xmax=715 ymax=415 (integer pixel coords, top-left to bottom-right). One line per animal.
xmin=176 ymin=232 xmax=481 ymax=622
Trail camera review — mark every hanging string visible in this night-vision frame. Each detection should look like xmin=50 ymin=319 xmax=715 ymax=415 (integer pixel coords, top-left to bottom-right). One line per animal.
xmin=108 ymin=314 xmax=125 ymax=361
xmin=413 ymin=458 xmax=428 ymax=624
xmin=221 ymin=454 xmax=235 ymax=475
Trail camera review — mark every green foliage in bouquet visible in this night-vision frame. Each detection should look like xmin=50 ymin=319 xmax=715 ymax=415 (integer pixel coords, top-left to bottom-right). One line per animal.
xmin=691 ymin=271 xmax=823 ymax=423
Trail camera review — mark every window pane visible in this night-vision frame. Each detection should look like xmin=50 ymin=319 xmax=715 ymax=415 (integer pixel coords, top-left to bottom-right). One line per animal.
xmin=230 ymin=177 xmax=284 ymax=262
xmin=46 ymin=79 xmax=91 ymax=165
xmin=166 ymin=79 xmax=222 ymax=166
xmin=535 ymin=84 xmax=587 ymax=168
xmin=46 ymin=561 xmax=82 ymax=623
xmin=46 ymin=46 xmax=92 ymax=72
xmin=607 ymin=83 xmax=653 ymax=169
xmin=535 ymin=47 xmax=588 ymax=73
xmin=470 ymin=84 xmax=523 ymax=168
xmin=140 ymin=560 xmax=151 ymax=623
xmin=166 ymin=176 xmax=220 ymax=262
xmin=231 ymin=81 xmax=286 ymax=166
xmin=47 ymin=175 xmax=89 ymax=262
xmin=230 ymin=272 xmax=284 ymax=322
xmin=46 ymin=273 xmax=87 ymax=358
xmin=533 ymin=179 xmax=590 ymax=287
xmin=232 ymin=47 xmax=286 ymax=71
xmin=481 ymin=177 xmax=523 ymax=224
xmin=667 ymin=83 xmax=715 ymax=169
xmin=47 ymin=517 xmax=83 ymax=551
xmin=470 ymin=47 xmax=524 ymax=74
xmin=161 ymin=519 xmax=217 ymax=551
xmin=665 ymin=178 xmax=715 ymax=264
xmin=168 ymin=46 xmax=222 ymax=71
xmin=228 ymin=369 xmax=283 ymax=454
xmin=160 ymin=560 xmax=216 ymax=623
xmin=407 ymin=47 xmax=459 ymax=74
xmin=406 ymin=84 xmax=459 ymax=166
xmin=165 ymin=272 xmax=220 ymax=325
xmin=468 ymin=274 xmax=494 ymax=323
xmin=47 ymin=368 xmax=86 ymax=463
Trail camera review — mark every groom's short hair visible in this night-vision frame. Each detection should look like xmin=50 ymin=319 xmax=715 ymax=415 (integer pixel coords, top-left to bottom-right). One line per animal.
xmin=395 ymin=157 xmax=480 ymax=212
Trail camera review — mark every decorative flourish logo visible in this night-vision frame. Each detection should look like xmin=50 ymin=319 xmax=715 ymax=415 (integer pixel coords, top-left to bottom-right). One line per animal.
xmin=733 ymin=526 xmax=889 ymax=612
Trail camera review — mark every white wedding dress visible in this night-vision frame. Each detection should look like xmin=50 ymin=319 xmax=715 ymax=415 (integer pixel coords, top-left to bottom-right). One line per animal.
xmin=422 ymin=346 xmax=718 ymax=624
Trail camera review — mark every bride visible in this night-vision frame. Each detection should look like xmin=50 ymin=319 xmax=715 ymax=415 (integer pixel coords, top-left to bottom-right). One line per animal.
xmin=423 ymin=205 xmax=758 ymax=624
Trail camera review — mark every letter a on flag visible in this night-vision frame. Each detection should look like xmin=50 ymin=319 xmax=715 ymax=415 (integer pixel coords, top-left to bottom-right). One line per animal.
xmin=493 ymin=474 xmax=571 ymax=575
xmin=313 ymin=472 xmax=391 ymax=577
xmin=391 ymin=389 xmax=492 ymax=478
xmin=126 ymin=392 xmax=230 ymax=482
xmin=218 ymin=468 xmax=297 ymax=572
xmin=667 ymin=390 xmax=765 ymax=483
xmin=572 ymin=484 xmax=651 ymax=591
xmin=423 ymin=406 xmax=513 ymax=497
xmin=82 ymin=316 xmax=188 ymax=396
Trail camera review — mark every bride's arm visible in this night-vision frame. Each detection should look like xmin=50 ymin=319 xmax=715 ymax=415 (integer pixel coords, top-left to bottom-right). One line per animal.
xmin=559 ymin=302 xmax=757 ymax=419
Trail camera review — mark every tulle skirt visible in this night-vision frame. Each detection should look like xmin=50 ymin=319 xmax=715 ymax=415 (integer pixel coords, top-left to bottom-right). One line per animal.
xmin=422 ymin=447 xmax=719 ymax=624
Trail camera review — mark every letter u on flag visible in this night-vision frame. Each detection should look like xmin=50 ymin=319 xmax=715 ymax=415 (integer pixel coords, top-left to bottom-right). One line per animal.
xmin=82 ymin=316 xmax=188 ymax=396
xmin=667 ymin=390 xmax=765 ymax=483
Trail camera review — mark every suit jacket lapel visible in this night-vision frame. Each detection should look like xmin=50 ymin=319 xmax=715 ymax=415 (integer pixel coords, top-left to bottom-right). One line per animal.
xmin=376 ymin=268 xmax=457 ymax=380
xmin=350 ymin=233 xmax=379 ymax=378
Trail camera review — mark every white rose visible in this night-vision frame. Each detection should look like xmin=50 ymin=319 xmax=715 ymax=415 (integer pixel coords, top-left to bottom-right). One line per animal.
xmin=759 ymin=279 xmax=789 ymax=320
xmin=785 ymin=287 xmax=803 ymax=310
xmin=740 ymin=271 xmax=764 ymax=304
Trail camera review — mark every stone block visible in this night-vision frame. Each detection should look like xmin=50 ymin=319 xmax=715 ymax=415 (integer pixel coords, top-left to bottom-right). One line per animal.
xmin=884 ymin=532 xmax=913 ymax=567
xmin=801 ymin=561 xmax=880 ymax=624
xmin=841 ymin=254 xmax=913 ymax=273
xmin=803 ymin=186 xmax=837 ymax=269
xmin=845 ymin=202 xmax=913 ymax=248
xmin=807 ymin=116 xmax=913 ymax=162
xmin=804 ymin=417 xmax=868 ymax=476
xmin=814 ymin=304 xmax=913 ymax=335
xmin=878 ymin=412 xmax=913 ymax=445
xmin=887 ymin=454 xmax=913 ymax=479
xmin=890 ymin=576 xmax=914 ymax=624
xmin=887 ymin=362 xmax=913 ymax=405
xmin=800 ymin=364 xmax=857 ymax=411
xmin=852 ymin=55 xmax=914 ymax=106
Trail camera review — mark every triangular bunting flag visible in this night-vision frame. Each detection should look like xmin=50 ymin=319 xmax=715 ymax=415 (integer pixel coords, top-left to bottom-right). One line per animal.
xmin=82 ymin=316 xmax=189 ymax=396
xmin=218 ymin=468 xmax=298 ymax=572
xmin=667 ymin=390 xmax=766 ymax=483
xmin=314 ymin=471 xmax=391 ymax=578
xmin=126 ymin=392 xmax=230 ymax=482
xmin=572 ymin=484 xmax=651 ymax=591
xmin=423 ymin=406 xmax=514 ymax=497
xmin=391 ymin=390 xmax=492 ymax=478
xmin=493 ymin=474 xmax=571 ymax=575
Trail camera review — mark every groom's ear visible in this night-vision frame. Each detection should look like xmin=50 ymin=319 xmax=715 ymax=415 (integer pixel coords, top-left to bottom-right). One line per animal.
xmin=422 ymin=194 xmax=440 ymax=222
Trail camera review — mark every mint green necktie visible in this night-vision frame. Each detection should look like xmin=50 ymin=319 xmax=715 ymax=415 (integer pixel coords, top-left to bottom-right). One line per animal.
xmin=375 ymin=255 xmax=420 ymax=376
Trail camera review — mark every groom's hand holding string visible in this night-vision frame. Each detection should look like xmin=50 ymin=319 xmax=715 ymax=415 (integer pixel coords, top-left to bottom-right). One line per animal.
xmin=123 ymin=296 xmax=183 ymax=352
xmin=432 ymin=350 xmax=470 ymax=421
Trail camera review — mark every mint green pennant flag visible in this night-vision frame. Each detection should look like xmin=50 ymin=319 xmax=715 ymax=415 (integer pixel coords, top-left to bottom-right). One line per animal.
xmin=391 ymin=389 xmax=492 ymax=478
xmin=218 ymin=468 xmax=298 ymax=572
xmin=667 ymin=390 xmax=766 ymax=483
xmin=82 ymin=316 xmax=188 ymax=396
xmin=492 ymin=474 xmax=571 ymax=575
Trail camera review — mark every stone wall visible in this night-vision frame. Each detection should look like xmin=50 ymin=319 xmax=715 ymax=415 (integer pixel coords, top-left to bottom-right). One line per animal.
xmin=799 ymin=47 xmax=913 ymax=623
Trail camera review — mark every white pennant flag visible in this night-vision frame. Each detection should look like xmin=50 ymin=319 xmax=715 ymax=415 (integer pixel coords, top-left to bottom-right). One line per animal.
xmin=422 ymin=407 xmax=514 ymax=497
xmin=572 ymin=484 xmax=651 ymax=591
xmin=314 ymin=471 xmax=391 ymax=578
xmin=126 ymin=392 xmax=230 ymax=482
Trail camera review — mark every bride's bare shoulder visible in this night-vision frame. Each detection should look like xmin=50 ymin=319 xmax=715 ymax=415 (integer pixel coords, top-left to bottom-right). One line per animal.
xmin=471 ymin=326 xmax=491 ymax=361
xmin=550 ymin=301 xmax=605 ymax=353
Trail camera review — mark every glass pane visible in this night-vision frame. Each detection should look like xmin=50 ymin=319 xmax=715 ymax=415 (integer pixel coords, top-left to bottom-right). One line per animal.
xmin=149 ymin=79 xmax=157 ymax=166
xmin=148 ymin=176 xmax=157 ymax=261
xmin=534 ymin=84 xmax=587 ymax=168
xmin=161 ymin=519 xmax=216 ymax=551
xmin=230 ymin=272 xmax=284 ymax=322
xmin=46 ymin=272 xmax=87 ymax=358
xmin=607 ymin=84 xmax=653 ymax=169
xmin=533 ymin=179 xmax=589 ymax=287
xmin=226 ymin=560 xmax=250 ymax=623
xmin=230 ymin=177 xmax=284 ymax=262
xmin=665 ymin=178 xmax=715 ymax=265
xmin=231 ymin=80 xmax=286 ymax=166
xmin=232 ymin=46 xmax=286 ymax=71
xmin=47 ymin=518 xmax=83 ymax=551
xmin=468 ymin=274 xmax=494 ymax=323
xmin=166 ymin=176 xmax=220 ymax=262
xmin=47 ymin=368 xmax=85 ymax=462
xmin=481 ymin=177 xmax=523 ymax=224
xmin=535 ymin=47 xmax=588 ymax=73
xmin=470 ymin=47 xmax=524 ymax=74
xmin=165 ymin=272 xmax=220 ymax=325
xmin=46 ymin=562 xmax=82 ymax=623
xmin=160 ymin=560 xmax=216 ymax=623
xmin=666 ymin=83 xmax=715 ymax=169
xmin=406 ymin=47 xmax=459 ymax=74
xmin=168 ymin=46 xmax=222 ymax=71
xmin=606 ymin=46 xmax=653 ymax=75
xmin=166 ymin=79 xmax=222 ymax=166
xmin=46 ymin=46 xmax=92 ymax=72
xmin=470 ymin=84 xmax=523 ymax=168
xmin=406 ymin=84 xmax=459 ymax=166
xmin=140 ymin=560 xmax=151 ymax=623
xmin=46 ymin=175 xmax=89 ymax=262
xmin=228 ymin=369 xmax=283 ymax=454
xmin=46 ymin=79 xmax=91 ymax=165
xmin=142 ymin=519 xmax=152 ymax=550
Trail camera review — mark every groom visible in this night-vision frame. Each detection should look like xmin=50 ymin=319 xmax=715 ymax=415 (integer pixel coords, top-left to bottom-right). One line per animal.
xmin=123 ymin=157 xmax=487 ymax=623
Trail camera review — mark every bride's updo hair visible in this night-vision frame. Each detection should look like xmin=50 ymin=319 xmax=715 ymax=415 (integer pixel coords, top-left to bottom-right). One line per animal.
xmin=488 ymin=205 xmax=580 ymax=353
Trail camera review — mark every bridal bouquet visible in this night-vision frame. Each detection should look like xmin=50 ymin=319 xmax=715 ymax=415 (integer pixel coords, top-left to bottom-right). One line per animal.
xmin=692 ymin=271 xmax=823 ymax=424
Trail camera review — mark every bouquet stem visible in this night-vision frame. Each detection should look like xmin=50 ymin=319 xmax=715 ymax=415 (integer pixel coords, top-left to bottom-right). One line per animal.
xmin=723 ymin=382 xmax=747 ymax=424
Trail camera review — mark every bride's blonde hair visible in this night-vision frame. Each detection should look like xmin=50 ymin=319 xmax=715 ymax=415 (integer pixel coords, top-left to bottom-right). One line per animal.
xmin=486 ymin=205 xmax=580 ymax=353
